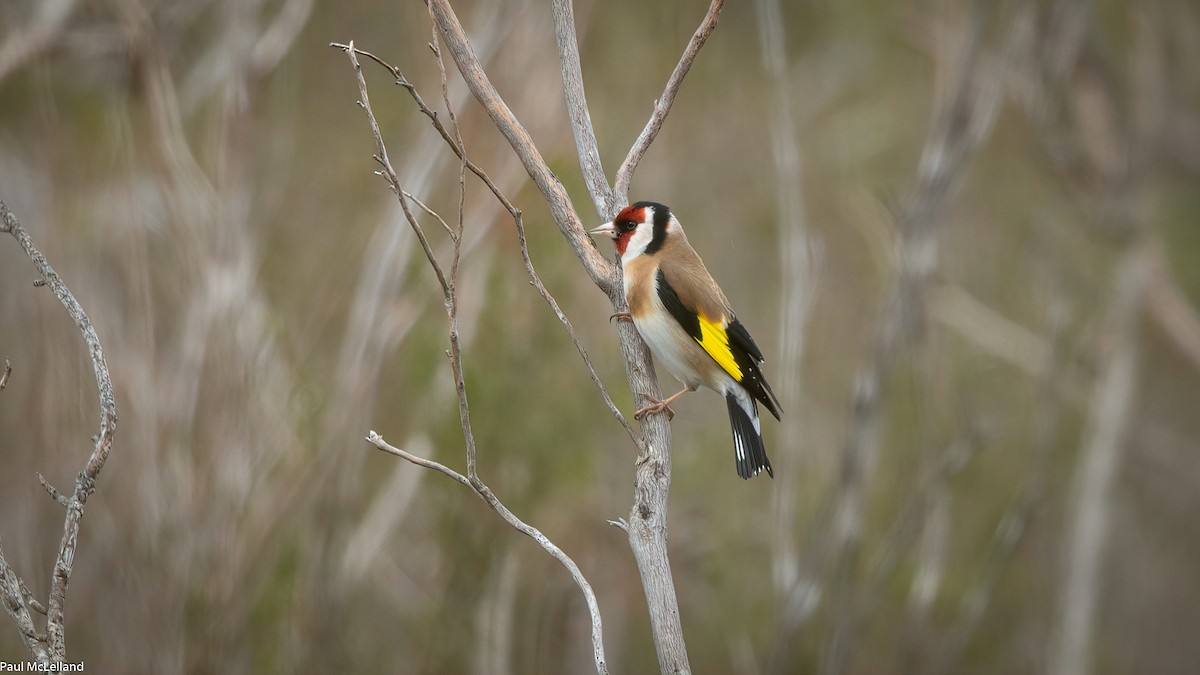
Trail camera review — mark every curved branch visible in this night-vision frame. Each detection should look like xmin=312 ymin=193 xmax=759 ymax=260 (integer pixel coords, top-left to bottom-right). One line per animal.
xmin=612 ymin=0 xmax=726 ymax=204
xmin=368 ymin=432 xmax=609 ymax=675
xmin=1 ymin=198 xmax=118 ymax=662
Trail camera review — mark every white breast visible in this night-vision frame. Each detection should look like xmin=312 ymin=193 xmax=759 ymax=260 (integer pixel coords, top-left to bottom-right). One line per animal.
xmin=627 ymin=277 xmax=731 ymax=394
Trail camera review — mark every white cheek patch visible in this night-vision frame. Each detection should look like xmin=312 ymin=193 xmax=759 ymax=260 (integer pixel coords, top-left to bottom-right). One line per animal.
xmin=620 ymin=223 xmax=656 ymax=265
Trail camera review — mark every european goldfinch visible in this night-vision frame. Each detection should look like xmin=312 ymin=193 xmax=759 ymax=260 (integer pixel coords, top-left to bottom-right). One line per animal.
xmin=591 ymin=202 xmax=781 ymax=479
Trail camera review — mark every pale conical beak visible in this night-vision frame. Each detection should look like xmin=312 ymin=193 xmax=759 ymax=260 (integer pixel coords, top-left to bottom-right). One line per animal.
xmin=589 ymin=222 xmax=616 ymax=238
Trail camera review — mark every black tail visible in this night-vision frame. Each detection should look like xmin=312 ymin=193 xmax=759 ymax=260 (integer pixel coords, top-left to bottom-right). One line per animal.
xmin=726 ymin=393 xmax=773 ymax=479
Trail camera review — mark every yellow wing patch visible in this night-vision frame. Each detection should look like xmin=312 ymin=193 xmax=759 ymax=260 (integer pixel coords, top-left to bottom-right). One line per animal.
xmin=696 ymin=315 xmax=743 ymax=382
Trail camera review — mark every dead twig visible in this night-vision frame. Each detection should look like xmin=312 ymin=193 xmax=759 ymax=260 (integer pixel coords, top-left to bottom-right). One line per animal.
xmin=342 ymin=40 xmax=610 ymax=675
xmin=334 ymin=40 xmax=641 ymax=449
xmin=612 ymin=0 xmax=725 ymax=204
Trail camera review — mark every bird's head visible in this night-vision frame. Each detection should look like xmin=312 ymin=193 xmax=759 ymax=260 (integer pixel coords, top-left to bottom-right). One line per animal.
xmin=589 ymin=201 xmax=674 ymax=259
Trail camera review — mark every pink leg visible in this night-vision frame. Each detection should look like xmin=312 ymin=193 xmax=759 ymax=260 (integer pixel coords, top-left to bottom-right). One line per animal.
xmin=634 ymin=387 xmax=693 ymax=421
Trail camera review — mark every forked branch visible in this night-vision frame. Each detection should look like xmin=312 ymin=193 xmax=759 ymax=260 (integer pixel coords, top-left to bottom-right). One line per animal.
xmin=341 ymin=41 xmax=610 ymax=675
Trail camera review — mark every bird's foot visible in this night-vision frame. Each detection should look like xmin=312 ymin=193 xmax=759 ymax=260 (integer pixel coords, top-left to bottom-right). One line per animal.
xmin=609 ymin=311 xmax=633 ymax=323
xmin=634 ymin=397 xmax=675 ymax=421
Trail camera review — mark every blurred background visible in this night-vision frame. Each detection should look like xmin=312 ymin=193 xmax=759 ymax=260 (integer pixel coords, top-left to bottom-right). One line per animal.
xmin=2 ymin=0 xmax=1199 ymax=673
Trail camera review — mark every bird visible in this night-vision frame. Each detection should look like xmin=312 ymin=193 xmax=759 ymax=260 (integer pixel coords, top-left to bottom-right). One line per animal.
xmin=590 ymin=201 xmax=781 ymax=479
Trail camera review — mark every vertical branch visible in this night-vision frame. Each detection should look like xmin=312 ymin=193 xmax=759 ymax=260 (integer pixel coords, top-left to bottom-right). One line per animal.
xmin=425 ymin=2 xmax=727 ymax=671
xmin=753 ymin=0 xmax=819 ymax=600
xmin=1047 ymin=240 xmax=1147 ymax=675
xmin=406 ymin=1 xmax=728 ymax=671
xmin=426 ymin=0 xmax=618 ymax=295
xmin=551 ymin=0 xmax=616 ymax=217
xmin=0 ymin=198 xmax=118 ymax=662
xmin=821 ymin=3 xmax=1005 ymax=673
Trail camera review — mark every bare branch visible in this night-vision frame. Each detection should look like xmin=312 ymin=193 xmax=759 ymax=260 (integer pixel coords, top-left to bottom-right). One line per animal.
xmin=0 ymin=538 xmax=49 ymax=661
xmin=336 ymin=40 xmax=641 ymax=449
xmin=931 ymin=290 xmax=1067 ymax=675
xmin=249 ymin=0 xmax=315 ymax=76
xmin=753 ymin=0 xmax=819 ymax=617
xmin=368 ymin=431 xmax=476 ymax=494
xmin=38 ymin=474 xmax=70 ymax=509
xmin=1 ymin=198 xmax=118 ymax=662
xmin=612 ymin=0 xmax=726 ymax=203
xmin=423 ymin=2 xmax=694 ymax=669
xmin=551 ymin=0 xmax=615 ymax=217
xmin=0 ymin=360 xmax=10 ymax=391
xmin=343 ymin=42 xmax=450 ymax=296
xmin=369 ymin=431 xmax=610 ymax=674
xmin=425 ymin=0 xmax=619 ymax=296
xmin=347 ymin=0 xmax=725 ymax=668
xmin=343 ymin=40 xmax=610 ymax=674
xmin=403 ymin=191 xmax=457 ymax=240
xmin=0 ymin=0 xmax=79 ymax=86
xmin=513 ymin=212 xmax=644 ymax=446
xmin=1145 ymin=242 xmax=1200 ymax=374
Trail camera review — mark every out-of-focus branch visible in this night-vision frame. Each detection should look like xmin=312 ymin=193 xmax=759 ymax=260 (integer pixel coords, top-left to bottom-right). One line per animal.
xmin=250 ymin=0 xmax=315 ymax=76
xmin=753 ymin=0 xmax=819 ymax=612
xmin=0 ymin=198 xmax=118 ymax=663
xmin=612 ymin=0 xmax=725 ymax=205
xmin=932 ymin=283 xmax=1067 ymax=675
xmin=551 ymin=0 xmax=615 ymax=217
xmin=342 ymin=42 xmax=610 ymax=675
xmin=0 ymin=0 xmax=79 ymax=85
xmin=821 ymin=3 xmax=1008 ymax=673
xmin=1048 ymin=239 xmax=1148 ymax=675
xmin=1145 ymin=242 xmax=1200 ymax=374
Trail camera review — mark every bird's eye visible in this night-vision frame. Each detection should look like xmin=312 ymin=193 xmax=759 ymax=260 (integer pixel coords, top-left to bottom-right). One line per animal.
xmin=620 ymin=220 xmax=636 ymax=231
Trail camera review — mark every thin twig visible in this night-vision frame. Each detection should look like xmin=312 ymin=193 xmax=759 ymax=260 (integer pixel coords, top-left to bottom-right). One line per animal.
xmin=369 ymin=431 xmax=610 ymax=675
xmin=368 ymin=431 xmax=476 ymax=494
xmin=512 ymin=208 xmax=642 ymax=446
xmin=335 ymin=40 xmax=641 ymax=449
xmin=37 ymin=474 xmax=69 ymax=508
xmin=0 ymin=359 xmax=10 ymax=391
xmin=403 ymin=191 xmax=456 ymax=240
xmin=344 ymin=41 xmax=450 ymax=296
xmin=612 ymin=0 xmax=726 ymax=204
xmin=427 ymin=14 xmax=470 ymax=295
xmin=343 ymin=39 xmax=610 ymax=675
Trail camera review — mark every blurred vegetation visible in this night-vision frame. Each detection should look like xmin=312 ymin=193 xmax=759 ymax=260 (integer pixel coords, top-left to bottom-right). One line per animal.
xmin=2 ymin=0 xmax=1199 ymax=673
